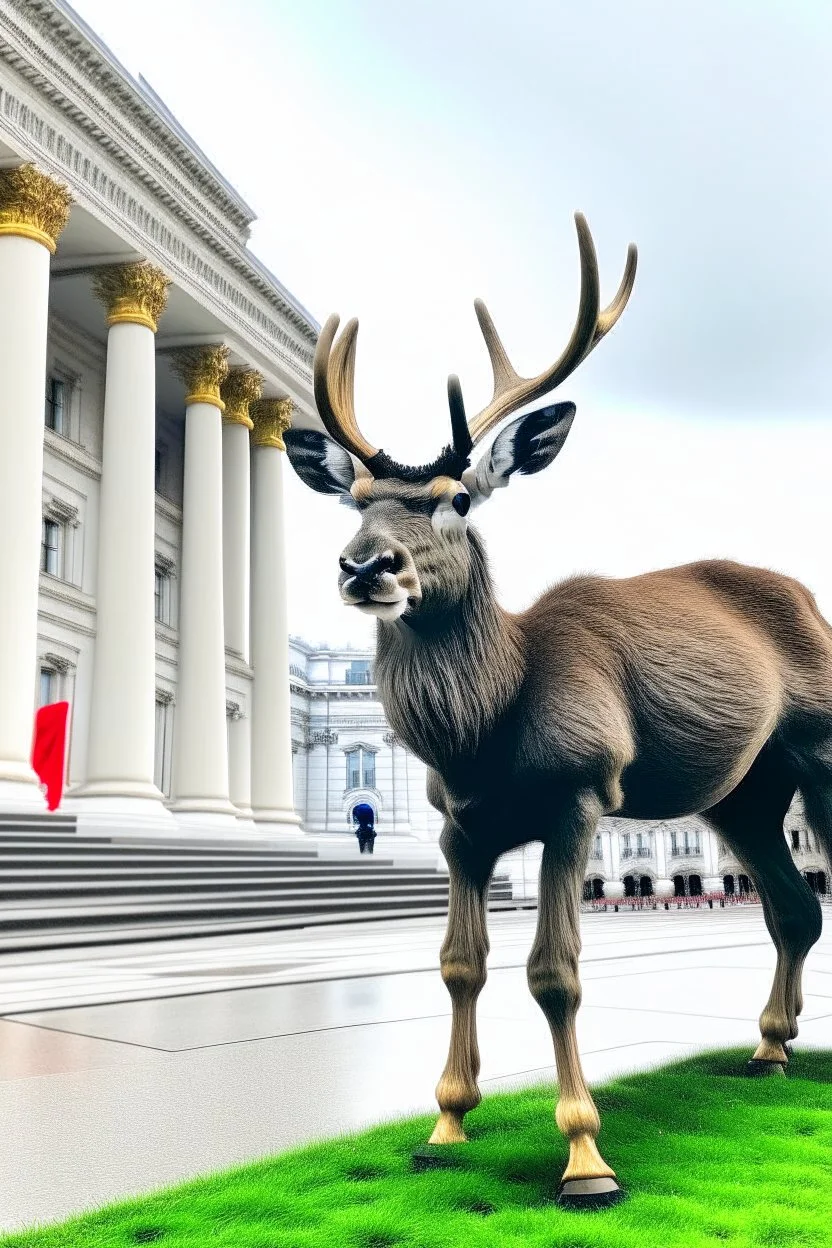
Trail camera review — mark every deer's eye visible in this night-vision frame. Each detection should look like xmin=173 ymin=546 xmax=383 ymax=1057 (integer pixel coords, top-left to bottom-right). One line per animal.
xmin=452 ymin=491 xmax=470 ymax=517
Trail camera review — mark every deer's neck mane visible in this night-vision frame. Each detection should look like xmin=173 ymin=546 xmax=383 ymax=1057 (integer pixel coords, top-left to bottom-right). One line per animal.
xmin=374 ymin=531 xmax=525 ymax=772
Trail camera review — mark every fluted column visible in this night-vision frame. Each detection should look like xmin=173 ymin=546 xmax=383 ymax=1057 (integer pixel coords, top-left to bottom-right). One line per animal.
xmin=78 ymin=261 xmax=172 ymax=823
xmin=250 ymin=399 xmax=301 ymax=831
xmin=0 ymin=166 xmax=71 ymax=807
xmin=170 ymin=346 xmax=237 ymax=822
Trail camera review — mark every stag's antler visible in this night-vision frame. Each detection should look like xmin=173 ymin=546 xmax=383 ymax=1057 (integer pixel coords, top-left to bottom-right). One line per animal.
xmin=313 ymin=313 xmax=473 ymax=481
xmin=463 ymin=213 xmax=637 ymax=446
xmin=313 ymin=314 xmax=380 ymax=467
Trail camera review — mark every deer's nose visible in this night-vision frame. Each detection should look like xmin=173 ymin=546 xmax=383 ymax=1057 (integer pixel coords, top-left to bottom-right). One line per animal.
xmin=339 ymin=551 xmax=396 ymax=581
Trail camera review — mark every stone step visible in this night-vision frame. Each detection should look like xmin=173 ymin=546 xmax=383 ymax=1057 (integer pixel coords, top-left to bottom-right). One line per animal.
xmin=0 ymin=889 xmax=457 ymax=930
xmin=0 ymin=839 xmax=319 ymax=858
xmin=0 ymin=878 xmax=460 ymax=902
xmin=0 ymin=897 xmax=524 ymax=953
xmin=0 ymin=866 xmax=457 ymax=884
xmin=0 ymin=855 xmax=432 ymax=873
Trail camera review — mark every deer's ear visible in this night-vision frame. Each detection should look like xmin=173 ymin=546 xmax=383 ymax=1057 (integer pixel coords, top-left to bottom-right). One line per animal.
xmin=462 ymin=402 xmax=576 ymax=503
xmin=284 ymin=428 xmax=358 ymax=500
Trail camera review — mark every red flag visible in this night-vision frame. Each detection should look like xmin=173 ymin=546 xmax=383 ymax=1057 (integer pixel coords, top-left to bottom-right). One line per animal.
xmin=31 ymin=702 xmax=69 ymax=812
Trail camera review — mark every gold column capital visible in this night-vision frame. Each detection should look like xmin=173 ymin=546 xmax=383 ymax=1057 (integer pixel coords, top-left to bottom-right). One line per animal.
xmin=221 ymin=367 xmax=263 ymax=430
xmin=172 ymin=345 xmax=230 ymax=411
xmin=92 ymin=261 xmax=170 ymax=332
xmin=251 ymin=397 xmax=293 ymax=451
xmin=0 ymin=164 xmax=72 ymax=253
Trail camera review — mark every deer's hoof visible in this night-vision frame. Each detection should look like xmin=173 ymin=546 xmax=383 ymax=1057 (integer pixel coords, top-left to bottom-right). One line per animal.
xmin=746 ymin=1059 xmax=787 ymax=1078
xmin=557 ymin=1177 xmax=625 ymax=1210
xmin=411 ymin=1146 xmax=462 ymax=1173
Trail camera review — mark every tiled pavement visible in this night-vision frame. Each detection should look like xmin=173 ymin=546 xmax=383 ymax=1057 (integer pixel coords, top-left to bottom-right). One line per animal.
xmin=1 ymin=905 xmax=830 ymax=1233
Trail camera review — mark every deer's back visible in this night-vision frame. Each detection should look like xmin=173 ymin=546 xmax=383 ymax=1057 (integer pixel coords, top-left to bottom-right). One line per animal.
xmin=515 ymin=559 xmax=832 ymax=819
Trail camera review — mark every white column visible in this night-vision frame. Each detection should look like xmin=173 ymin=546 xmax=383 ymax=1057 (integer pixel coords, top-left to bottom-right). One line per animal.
xmin=77 ymin=262 xmax=173 ymax=828
xmin=170 ymin=346 xmax=237 ymax=825
xmin=220 ymin=369 xmax=261 ymax=823
xmin=250 ymin=399 xmax=302 ymax=832
xmin=221 ymin=368 xmax=261 ymax=661
xmin=0 ymin=167 xmax=71 ymax=808
xmin=227 ymin=704 xmax=252 ymax=819
xmin=654 ymin=823 xmax=674 ymax=897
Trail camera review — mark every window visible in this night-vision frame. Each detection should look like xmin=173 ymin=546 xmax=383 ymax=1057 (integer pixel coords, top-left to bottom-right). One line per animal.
xmin=39 ymin=667 xmax=57 ymax=708
xmin=346 ymin=660 xmax=373 ymax=686
xmin=621 ymin=832 xmax=632 ymax=858
xmin=41 ymin=519 xmax=60 ymax=576
xmin=791 ymin=828 xmax=800 ymax=851
xmin=45 ymin=377 xmax=65 ymax=434
xmin=591 ymin=833 xmax=602 ymax=860
xmin=670 ymin=828 xmax=701 ymax=856
xmin=345 ymin=745 xmax=376 ymax=791
xmin=155 ymin=566 xmax=171 ymax=624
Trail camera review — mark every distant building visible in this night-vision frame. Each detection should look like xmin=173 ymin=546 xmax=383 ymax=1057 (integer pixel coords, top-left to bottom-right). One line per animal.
xmin=288 ymin=638 xmax=443 ymax=840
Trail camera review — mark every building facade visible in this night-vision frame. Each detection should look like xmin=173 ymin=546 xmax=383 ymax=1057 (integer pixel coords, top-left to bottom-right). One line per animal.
xmin=288 ymin=639 xmax=443 ymax=840
xmin=0 ymin=0 xmax=325 ymax=837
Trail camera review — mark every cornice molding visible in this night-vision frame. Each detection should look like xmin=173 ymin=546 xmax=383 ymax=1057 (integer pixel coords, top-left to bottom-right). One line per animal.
xmin=44 ymin=426 xmax=101 ymax=480
xmin=37 ymin=605 xmax=95 ymax=637
xmin=38 ymin=574 xmax=95 ymax=613
xmin=0 ymin=1 xmax=318 ymax=385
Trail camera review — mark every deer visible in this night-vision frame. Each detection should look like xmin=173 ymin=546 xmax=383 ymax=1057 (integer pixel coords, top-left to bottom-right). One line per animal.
xmin=284 ymin=214 xmax=830 ymax=1209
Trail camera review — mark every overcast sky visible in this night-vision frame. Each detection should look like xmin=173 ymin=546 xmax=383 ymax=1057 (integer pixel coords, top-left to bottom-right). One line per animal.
xmin=73 ymin=0 xmax=832 ymax=647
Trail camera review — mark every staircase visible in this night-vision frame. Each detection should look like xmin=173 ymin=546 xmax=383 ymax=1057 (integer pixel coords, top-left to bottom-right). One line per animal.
xmin=0 ymin=815 xmax=515 ymax=952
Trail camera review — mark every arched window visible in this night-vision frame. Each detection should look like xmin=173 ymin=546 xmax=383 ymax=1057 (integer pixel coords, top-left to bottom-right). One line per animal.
xmin=689 ymin=874 xmax=702 ymax=896
xmin=723 ymin=874 xmax=735 ymax=895
xmin=582 ymin=879 xmax=593 ymax=902
xmin=592 ymin=878 xmax=604 ymax=900
xmin=738 ymin=873 xmax=751 ymax=895
xmin=345 ymin=745 xmax=376 ymax=791
xmin=639 ymin=875 xmax=653 ymax=897
xmin=673 ymin=874 xmax=686 ymax=897
xmin=623 ymin=875 xmax=636 ymax=897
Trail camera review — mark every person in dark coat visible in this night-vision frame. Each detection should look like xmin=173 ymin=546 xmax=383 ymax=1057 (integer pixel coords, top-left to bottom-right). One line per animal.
xmin=352 ymin=803 xmax=376 ymax=854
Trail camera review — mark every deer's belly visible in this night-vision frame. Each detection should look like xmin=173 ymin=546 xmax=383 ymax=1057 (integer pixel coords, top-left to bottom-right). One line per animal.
xmin=615 ymin=719 xmax=776 ymax=820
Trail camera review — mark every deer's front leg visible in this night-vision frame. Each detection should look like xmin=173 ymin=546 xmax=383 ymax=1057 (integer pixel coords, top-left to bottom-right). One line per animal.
xmin=528 ymin=792 xmax=624 ymax=1209
xmin=428 ymin=823 xmax=494 ymax=1145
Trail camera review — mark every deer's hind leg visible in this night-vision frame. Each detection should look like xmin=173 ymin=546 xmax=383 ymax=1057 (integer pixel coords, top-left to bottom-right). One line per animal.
xmin=428 ymin=822 xmax=496 ymax=1146
xmin=528 ymin=789 xmax=623 ymax=1209
xmin=702 ymin=749 xmax=822 ymax=1073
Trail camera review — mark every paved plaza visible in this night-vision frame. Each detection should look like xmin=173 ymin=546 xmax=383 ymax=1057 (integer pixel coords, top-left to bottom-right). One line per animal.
xmin=1 ymin=905 xmax=831 ymax=1233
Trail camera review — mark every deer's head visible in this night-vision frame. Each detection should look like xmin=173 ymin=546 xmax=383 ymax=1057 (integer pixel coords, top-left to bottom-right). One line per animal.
xmin=286 ymin=214 xmax=636 ymax=624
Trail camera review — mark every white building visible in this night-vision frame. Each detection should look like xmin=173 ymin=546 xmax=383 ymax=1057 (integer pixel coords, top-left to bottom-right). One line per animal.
xmin=0 ymin=0 xmax=322 ymax=838
xmin=288 ymin=638 xmax=443 ymax=841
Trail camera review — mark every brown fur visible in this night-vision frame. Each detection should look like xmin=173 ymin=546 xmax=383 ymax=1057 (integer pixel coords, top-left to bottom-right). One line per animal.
xmin=339 ymin=490 xmax=831 ymax=1197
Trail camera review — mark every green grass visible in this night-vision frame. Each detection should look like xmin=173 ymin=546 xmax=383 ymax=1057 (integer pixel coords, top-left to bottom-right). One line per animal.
xmin=5 ymin=1049 xmax=832 ymax=1248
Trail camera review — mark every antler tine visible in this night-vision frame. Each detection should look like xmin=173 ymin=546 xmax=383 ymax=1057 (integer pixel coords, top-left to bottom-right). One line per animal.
xmin=447 ymin=374 xmax=473 ymax=460
xmin=312 ymin=313 xmax=379 ymax=465
xmin=467 ymin=214 xmax=637 ymax=446
xmin=593 ymin=242 xmax=638 ymax=342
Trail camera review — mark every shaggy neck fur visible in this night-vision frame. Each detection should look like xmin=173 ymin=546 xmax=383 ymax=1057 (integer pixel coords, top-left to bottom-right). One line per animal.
xmin=374 ymin=530 xmax=525 ymax=772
